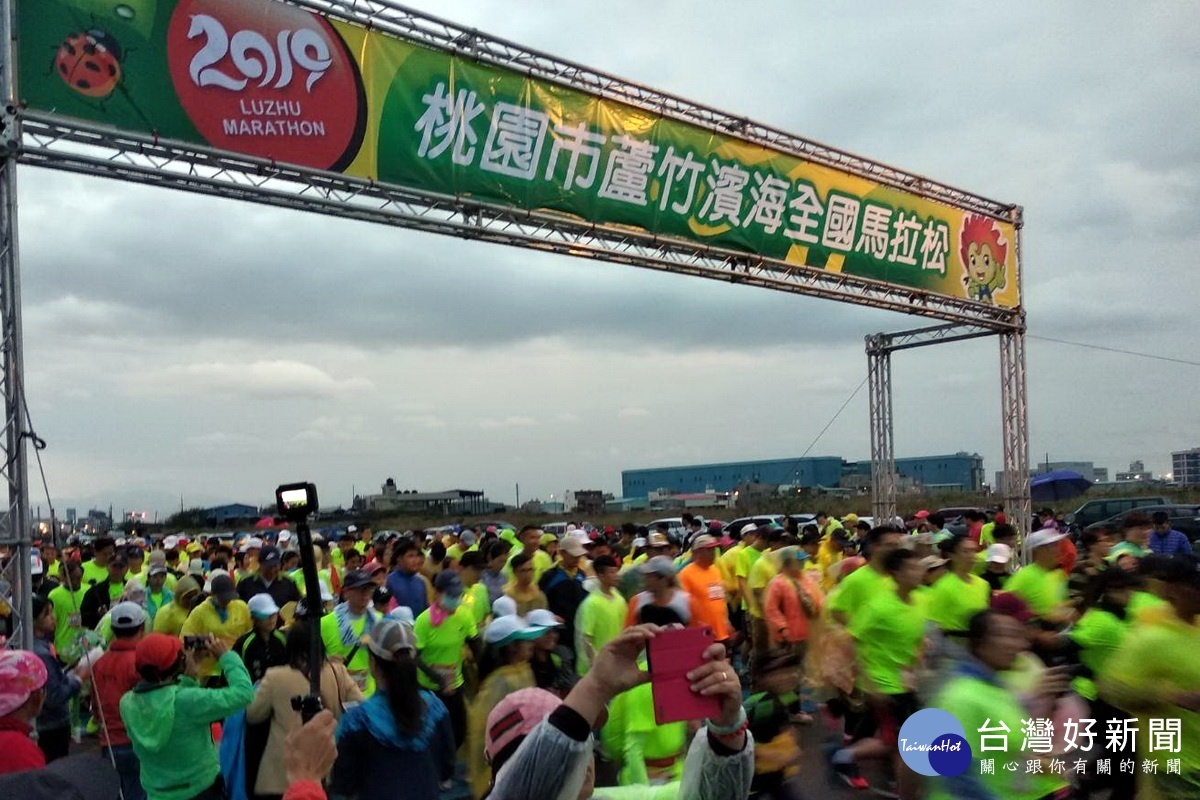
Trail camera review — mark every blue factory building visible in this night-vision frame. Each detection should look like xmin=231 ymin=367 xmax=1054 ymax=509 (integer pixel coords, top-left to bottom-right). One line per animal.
xmin=621 ymin=452 xmax=984 ymax=499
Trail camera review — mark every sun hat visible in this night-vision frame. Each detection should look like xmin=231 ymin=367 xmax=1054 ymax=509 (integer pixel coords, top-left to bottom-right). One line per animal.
xmin=484 ymin=615 xmax=547 ymax=646
xmin=691 ymin=534 xmax=719 ymax=550
xmin=485 ymin=687 xmax=563 ymax=766
xmin=0 ymin=650 xmax=48 ymax=716
xmin=248 ymin=593 xmax=281 ymax=619
xmin=364 ymin=619 xmax=417 ymax=661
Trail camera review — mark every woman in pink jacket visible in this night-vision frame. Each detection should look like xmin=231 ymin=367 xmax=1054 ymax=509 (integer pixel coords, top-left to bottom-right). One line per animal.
xmin=763 ymin=547 xmax=824 ymax=702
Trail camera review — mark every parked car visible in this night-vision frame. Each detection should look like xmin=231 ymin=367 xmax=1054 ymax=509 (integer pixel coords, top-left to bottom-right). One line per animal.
xmin=721 ymin=515 xmax=784 ymax=538
xmin=1067 ymin=497 xmax=1169 ymax=531
xmin=646 ymin=517 xmax=702 ymax=540
xmin=1084 ymin=504 xmax=1200 ymax=542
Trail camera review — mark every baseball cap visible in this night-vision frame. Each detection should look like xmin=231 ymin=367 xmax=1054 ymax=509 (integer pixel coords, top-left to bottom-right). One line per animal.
xmin=990 ymin=591 xmax=1034 ymax=623
xmin=185 ymin=542 xmax=203 ymax=554
xmin=248 ymin=537 xmax=264 ymax=549
xmin=492 ymin=596 xmax=518 ymax=618
xmin=278 ymin=530 xmax=293 ymax=544
xmin=920 ymin=555 xmax=949 ymax=571
xmin=560 ymin=538 xmax=588 ymax=558
xmin=0 ymin=650 xmax=48 ymax=716
xmin=162 ymin=535 xmax=179 ymax=550
xmin=646 ymin=532 xmax=669 ymax=548
xmin=1026 ymin=529 xmax=1068 ymax=550
xmin=524 ymin=609 xmax=562 ymax=628
xmin=433 ymin=569 xmax=463 ymax=598
xmin=985 ymin=544 xmax=1013 ymax=564
xmin=485 ymin=688 xmax=563 ymax=767
xmin=109 ymin=601 xmax=147 ymax=631
xmin=0 ymin=753 xmax=120 ymax=800
xmin=691 ymin=534 xmax=719 ymax=550
xmin=843 ymin=513 xmax=859 ymax=525
xmin=207 ymin=573 xmax=238 ymax=603
xmin=539 ymin=533 xmax=557 ymax=546
xmin=135 ymin=633 xmax=184 ymax=674
xmin=341 ymin=569 xmax=375 ymax=591
xmin=639 ymin=555 xmax=677 ymax=577
xmin=248 ymin=593 xmax=281 ymax=619
xmin=188 ymin=558 xmax=205 ymax=577
xmin=484 ymin=615 xmax=547 ymax=646
xmin=385 ymin=606 xmax=415 ymax=625
xmin=258 ymin=545 xmax=282 ymax=567
xmin=122 ymin=578 xmax=146 ymax=600
xmin=148 ymin=564 xmax=169 ymax=577
xmin=364 ymin=619 xmax=417 ymax=661
xmin=347 ymin=525 xmax=358 ymax=534
xmin=630 ymin=537 xmax=647 ymax=549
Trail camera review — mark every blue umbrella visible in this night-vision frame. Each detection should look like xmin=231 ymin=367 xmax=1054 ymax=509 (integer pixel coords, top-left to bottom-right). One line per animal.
xmin=1030 ymin=470 xmax=1092 ymax=502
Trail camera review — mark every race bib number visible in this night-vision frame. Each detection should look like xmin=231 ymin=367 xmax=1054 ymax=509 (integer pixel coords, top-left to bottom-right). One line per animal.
xmin=707 ymin=583 xmax=725 ymax=601
xmin=348 ymin=670 xmax=369 ymax=691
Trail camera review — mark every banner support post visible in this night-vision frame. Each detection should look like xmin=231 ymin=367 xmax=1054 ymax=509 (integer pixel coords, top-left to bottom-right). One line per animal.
xmin=0 ymin=0 xmax=34 ymax=650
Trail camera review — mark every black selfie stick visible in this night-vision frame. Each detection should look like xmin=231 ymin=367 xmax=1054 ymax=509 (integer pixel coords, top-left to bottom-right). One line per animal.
xmin=277 ymin=483 xmax=324 ymax=723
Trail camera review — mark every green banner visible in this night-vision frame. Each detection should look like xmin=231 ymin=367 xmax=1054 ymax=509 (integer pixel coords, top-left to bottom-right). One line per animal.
xmin=21 ymin=0 xmax=1019 ymax=308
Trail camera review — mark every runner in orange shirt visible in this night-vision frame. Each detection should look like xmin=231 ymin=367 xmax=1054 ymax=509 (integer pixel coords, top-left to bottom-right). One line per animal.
xmin=676 ymin=534 xmax=730 ymax=644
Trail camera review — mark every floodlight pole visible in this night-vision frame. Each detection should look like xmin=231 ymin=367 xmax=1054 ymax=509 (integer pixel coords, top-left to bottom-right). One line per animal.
xmin=0 ymin=0 xmax=33 ymax=649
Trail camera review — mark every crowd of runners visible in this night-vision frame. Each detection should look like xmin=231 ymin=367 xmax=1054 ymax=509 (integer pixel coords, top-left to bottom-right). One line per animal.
xmin=0 ymin=507 xmax=1196 ymax=800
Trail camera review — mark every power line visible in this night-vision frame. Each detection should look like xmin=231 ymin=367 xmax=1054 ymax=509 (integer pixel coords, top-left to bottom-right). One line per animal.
xmin=798 ymin=376 xmax=869 ymax=461
xmin=1029 ymin=335 xmax=1200 ymax=368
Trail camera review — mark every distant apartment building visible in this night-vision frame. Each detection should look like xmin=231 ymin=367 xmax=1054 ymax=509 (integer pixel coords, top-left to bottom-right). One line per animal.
xmin=1173 ymin=449 xmax=1200 ymax=486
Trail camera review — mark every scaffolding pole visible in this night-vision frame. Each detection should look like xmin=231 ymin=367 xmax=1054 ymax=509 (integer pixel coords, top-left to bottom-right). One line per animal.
xmin=0 ymin=0 xmax=32 ymax=649
xmin=866 ymin=335 xmax=895 ymax=524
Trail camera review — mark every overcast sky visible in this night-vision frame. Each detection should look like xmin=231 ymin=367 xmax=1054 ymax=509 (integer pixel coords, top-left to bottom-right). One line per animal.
xmin=18 ymin=1 xmax=1200 ymax=518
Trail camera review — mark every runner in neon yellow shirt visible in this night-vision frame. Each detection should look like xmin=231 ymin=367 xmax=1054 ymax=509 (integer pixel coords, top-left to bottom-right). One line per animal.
xmin=834 ymin=547 xmax=929 ymax=796
xmin=827 ymin=527 xmax=904 ymax=626
xmin=1099 ymin=560 xmax=1200 ymax=798
xmin=575 ymin=556 xmax=627 ymax=676
xmin=1005 ymin=528 xmax=1070 ymax=623
xmin=925 ymin=534 xmax=990 ymax=634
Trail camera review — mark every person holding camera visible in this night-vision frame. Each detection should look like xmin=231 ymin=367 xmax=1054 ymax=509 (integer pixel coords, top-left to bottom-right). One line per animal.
xmin=120 ymin=632 xmax=254 ymax=800
xmin=181 ymin=573 xmax=252 ymax=682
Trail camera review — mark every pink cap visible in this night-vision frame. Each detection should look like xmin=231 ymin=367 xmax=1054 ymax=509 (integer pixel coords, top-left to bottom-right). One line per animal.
xmin=485 ymin=687 xmax=562 ymax=765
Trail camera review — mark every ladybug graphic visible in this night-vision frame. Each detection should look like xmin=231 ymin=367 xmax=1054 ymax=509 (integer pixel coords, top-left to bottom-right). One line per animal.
xmin=55 ymin=29 xmax=123 ymax=99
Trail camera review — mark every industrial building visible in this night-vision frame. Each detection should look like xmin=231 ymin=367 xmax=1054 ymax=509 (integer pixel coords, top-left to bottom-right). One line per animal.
xmin=621 ymin=452 xmax=984 ymax=499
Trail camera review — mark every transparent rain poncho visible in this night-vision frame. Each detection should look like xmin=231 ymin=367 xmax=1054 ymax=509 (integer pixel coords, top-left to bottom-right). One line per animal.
xmin=489 ymin=713 xmax=754 ymax=800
